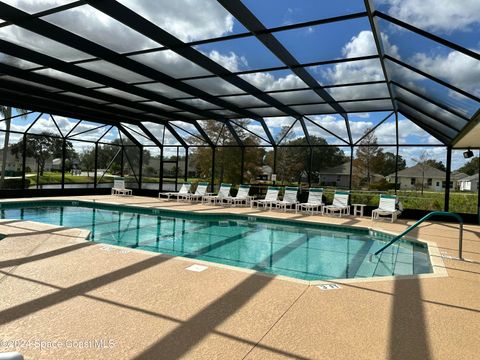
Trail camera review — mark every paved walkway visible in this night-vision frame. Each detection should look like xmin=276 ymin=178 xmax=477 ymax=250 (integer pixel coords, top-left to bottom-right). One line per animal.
xmin=0 ymin=195 xmax=478 ymax=359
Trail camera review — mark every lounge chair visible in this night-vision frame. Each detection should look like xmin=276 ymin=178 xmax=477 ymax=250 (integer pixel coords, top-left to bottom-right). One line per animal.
xmin=274 ymin=186 xmax=299 ymax=212
xmin=223 ymin=184 xmax=253 ymax=207
xmin=111 ymin=177 xmax=132 ymax=196
xmin=181 ymin=182 xmax=209 ymax=202
xmin=296 ymin=188 xmax=324 ymax=214
xmin=251 ymin=186 xmax=280 ymax=210
xmin=159 ymin=182 xmax=191 ymax=201
xmin=202 ymin=183 xmax=232 ymax=205
xmin=323 ymin=191 xmax=350 ymax=217
xmin=371 ymin=194 xmax=402 ymax=223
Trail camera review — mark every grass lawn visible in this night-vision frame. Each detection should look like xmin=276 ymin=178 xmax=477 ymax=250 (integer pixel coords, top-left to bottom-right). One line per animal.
xmin=348 ymin=189 xmax=478 ymax=213
xmin=28 ymin=172 xmax=164 ymax=186
xmin=26 ymin=174 xmax=478 ymax=214
xmin=28 ymin=173 xmax=96 ymax=185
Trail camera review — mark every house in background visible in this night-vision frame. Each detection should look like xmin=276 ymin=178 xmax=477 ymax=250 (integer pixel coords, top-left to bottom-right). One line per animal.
xmin=0 ymin=148 xmax=50 ymax=175
xmin=458 ymin=174 xmax=479 ymax=191
xmin=451 ymin=172 xmax=469 ymax=190
xmin=386 ymin=164 xmax=456 ymax=191
xmin=317 ymin=161 xmax=384 ymax=188
xmin=317 ymin=162 xmax=351 ymax=188
xmin=256 ymin=165 xmax=273 ymax=181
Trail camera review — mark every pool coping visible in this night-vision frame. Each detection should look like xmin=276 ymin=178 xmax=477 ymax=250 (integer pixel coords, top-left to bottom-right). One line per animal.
xmin=0 ymin=197 xmax=448 ymax=285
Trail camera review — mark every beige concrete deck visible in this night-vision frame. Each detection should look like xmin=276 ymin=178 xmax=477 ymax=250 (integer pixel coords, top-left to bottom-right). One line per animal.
xmin=0 ymin=195 xmax=478 ymax=359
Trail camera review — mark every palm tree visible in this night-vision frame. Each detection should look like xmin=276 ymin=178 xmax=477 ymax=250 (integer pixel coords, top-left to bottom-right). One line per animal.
xmin=0 ymin=106 xmax=28 ymax=188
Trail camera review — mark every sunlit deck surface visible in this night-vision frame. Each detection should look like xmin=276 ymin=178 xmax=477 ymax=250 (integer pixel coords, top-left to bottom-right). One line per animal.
xmin=0 ymin=195 xmax=478 ymax=359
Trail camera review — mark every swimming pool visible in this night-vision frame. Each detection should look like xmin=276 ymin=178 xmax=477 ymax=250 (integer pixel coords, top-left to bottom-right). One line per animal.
xmin=0 ymin=200 xmax=432 ymax=281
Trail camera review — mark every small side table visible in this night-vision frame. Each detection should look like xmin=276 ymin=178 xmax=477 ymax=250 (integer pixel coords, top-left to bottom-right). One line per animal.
xmin=352 ymin=203 xmax=366 ymax=217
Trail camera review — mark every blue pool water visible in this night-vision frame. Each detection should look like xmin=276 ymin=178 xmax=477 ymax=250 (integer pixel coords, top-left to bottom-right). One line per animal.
xmin=0 ymin=201 xmax=432 ymax=280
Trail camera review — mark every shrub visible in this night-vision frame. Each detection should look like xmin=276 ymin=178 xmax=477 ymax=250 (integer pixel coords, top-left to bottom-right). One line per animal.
xmin=370 ymin=179 xmax=397 ymax=191
xmin=1 ymin=178 xmax=31 ymax=189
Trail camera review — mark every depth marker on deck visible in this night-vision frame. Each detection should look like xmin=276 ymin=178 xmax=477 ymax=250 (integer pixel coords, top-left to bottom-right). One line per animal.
xmin=186 ymin=264 xmax=208 ymax=272
xmin=317 ymin=284 xmax=342 ymax=290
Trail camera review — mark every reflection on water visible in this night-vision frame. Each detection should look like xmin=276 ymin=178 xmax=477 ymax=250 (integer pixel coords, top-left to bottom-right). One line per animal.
xmin=0 ymin=205 xmax=433 ymax=281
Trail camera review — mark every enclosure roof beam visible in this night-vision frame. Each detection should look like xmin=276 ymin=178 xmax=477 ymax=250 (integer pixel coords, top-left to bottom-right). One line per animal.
xmin=298 ymin=117 xmax=311 ymax=146
xmin=376 ymin=11 xmax=480 ymax=62
xmin=0 ymin=3 xmax=262 ymax=123
xmin=118 ymin=124 xmax=143 ymax=148
xmin=136 ymin=122 xmax=163 ymax=148
xmin=0 ymin=78 xmax=179 ymax=126
xmin=219 ymin=0 xmax=348 ymax=123
xmin=192 ymin=121 xmax=215 ymax=148
xmin=390 ymin=81 xmax=471 ymax=122
xmin=384 ymin=55 xmax=480 ymax=103
xmin=0 ymin=86 xmax=157 ymax=130
xmin=85 ymin=0 xmax=301 ymax=126
xmin=398 ymin=108 xmax=451 ymax=145
xmin=0 ymin=39 xmax=199 ymax=123
xmin=364 ymin=0 xmax=398 ymax=114
xmin=395 ymin=97 xmax=462 ymax=134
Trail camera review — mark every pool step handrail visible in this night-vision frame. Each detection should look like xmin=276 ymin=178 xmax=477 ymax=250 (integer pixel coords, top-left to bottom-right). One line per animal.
xmin=374 ymin=211 xmax=464 ymax=259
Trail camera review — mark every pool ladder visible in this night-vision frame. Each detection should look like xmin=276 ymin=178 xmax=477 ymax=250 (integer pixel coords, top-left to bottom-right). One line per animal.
xmin=374 ymin=211 xmax=464 ymax=260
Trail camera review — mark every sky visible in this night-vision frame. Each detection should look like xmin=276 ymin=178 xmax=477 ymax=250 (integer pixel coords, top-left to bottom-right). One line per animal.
xmin=0 ymin=0 xmax=479 ymax=169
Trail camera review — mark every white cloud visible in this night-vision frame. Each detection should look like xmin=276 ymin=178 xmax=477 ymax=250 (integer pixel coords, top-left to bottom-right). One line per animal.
xmin=378 ymin=0 xmax=480 ymax=33
xmin=240 ymin=72 xmax=307 ymax=92
xmin=206 ymin=50 xmax=247 ymax=72
xmin=321 ymin=31 xmax=398 ymax=85
xmin=309 ymin=114 xmax=349 ymax=139
xmin=2 ymin=0 xmax=72 ymax=14
xmin=0 ymin=25 xmax=90 ymax=61
xmin=399 ymin=146 xmax=447 ymax=167
xmin=184 ymin=77 xmax=243 ymax=95
xmin=305 ymin=114 xmax=440 ymax=146
xmin=264 ymin=116 xmax=296 ymax=129
xmin=397 ymin=117 xmax=440 ymax=145
xmin=412 ymin=50 xmax=480 ymax=96
xmin=117 ymin=0 xmax=234 ymax=42
xmin=42 ymin=4 xmax=159 ymax=53
xmin=0 ymin=53 xmax=38 ymax=69
xmin=352 ymin=113 xmax=370 ymax=118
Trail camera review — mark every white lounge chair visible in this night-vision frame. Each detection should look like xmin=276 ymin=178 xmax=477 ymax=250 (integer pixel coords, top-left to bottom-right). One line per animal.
xmin=251 ymin=186 xmax=280 ymax=210
xmin=296 ymin=188 xmax=324 ymax=214
xmin=202 ymin=183 xmax=232 ymax=205
xmin=159 ymin=182 xmax=191 ymax=201
xmin=223 ymin=184 xmax=253 ymax=207
xmin=181 ymin=182 xmax=209 ymax=202
xmin=274 ymin=186 xmax=299 ymax=212
xmin=323 ymin=191 xmax=350 ymax=217
xmin=371 ymin=194 xmax=402 ymax=223
xmin=111 ymin=177 xmax=132 ymax=196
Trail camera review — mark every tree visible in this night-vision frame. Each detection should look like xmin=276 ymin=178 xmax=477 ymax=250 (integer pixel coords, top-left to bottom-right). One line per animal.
xmin=376 ymin=151 xmax=406 ymax=176
xmin=0 ymin=106 xmax=28 ymax=187
xmin=424 ymin=159 xmax=446 ymax=171
xmin=80 ymin=148 xmax=96 ymax=177
xmin=188 ymin=120 xmax=264 ymax=184
xmin=106 ymin=138 xmax=150 ymax=177
xmin=457 ymin=156 xmax=479 ymax=175
xmin=411 ymin=150 xmax=430 ymax=195
xmin=354 ymin=129 xmax=384 ymax=188
xmin=10 ymin=132 xmax=74 ymax=176
xmin=281 ymin=136 xmax=347 ymax=184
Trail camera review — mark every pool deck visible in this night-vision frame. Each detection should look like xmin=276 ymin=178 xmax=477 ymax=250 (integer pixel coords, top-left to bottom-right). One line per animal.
xmin=0 ymin=195 xmax=478 ymax=359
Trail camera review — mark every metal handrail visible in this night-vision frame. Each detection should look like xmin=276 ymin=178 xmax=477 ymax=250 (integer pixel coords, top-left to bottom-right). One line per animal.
xmin=374 ymin=211 xmax=464 ymax=259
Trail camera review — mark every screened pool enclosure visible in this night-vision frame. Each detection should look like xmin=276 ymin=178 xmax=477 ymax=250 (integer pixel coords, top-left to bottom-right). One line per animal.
xmin=0 ymin=1 xmax=478 ymax=220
